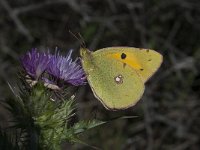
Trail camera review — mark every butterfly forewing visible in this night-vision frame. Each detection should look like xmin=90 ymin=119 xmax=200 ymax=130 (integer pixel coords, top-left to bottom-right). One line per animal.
xmin=94 ymin=47 xmax=163 ymax=83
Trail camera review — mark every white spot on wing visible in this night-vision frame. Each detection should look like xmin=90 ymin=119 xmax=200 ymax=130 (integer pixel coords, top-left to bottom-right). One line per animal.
xmin=114 ymin=74 xmax=123 ymax=84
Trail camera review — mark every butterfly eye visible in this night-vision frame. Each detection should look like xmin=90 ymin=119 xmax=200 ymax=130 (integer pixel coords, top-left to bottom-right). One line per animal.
xmin=121 ymin=53 xmax=126 ymax=59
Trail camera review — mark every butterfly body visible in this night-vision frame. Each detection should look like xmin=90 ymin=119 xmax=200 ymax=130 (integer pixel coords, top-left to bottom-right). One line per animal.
xmin=80 ymin=47 xmax=163 ymax=110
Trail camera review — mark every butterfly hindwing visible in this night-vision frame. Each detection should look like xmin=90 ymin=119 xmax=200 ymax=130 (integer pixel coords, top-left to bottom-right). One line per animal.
xmin=81 ymin=49 xmax=145 ymax=110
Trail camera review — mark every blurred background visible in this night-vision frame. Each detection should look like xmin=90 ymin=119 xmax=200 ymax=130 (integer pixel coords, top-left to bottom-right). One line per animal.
xmin=0 ymin=0 xmax=200 ymax=149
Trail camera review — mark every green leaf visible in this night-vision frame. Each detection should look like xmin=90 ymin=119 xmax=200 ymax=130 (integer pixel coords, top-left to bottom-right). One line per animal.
xmin=73 ymin=120 xmax=106 ymax=134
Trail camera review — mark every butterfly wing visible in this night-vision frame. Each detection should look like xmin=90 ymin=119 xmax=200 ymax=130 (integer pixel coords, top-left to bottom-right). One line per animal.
xmin=94 ymin=47 xmax=163 ymax=83
xmin=81 ymin=48 xmax=144 ymax=110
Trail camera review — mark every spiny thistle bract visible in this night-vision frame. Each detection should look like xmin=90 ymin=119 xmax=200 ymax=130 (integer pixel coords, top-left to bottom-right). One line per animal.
xmin=0 ymin=48 xmax=105 ymax=150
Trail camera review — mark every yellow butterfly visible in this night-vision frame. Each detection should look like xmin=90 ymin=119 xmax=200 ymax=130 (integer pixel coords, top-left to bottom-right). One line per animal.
xmin=80 ymin=47 xmax=163 ymax=110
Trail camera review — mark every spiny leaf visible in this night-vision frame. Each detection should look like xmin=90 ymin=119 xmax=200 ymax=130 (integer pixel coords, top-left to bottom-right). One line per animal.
xmin=72 ymin=120 xmax=106 ymax=134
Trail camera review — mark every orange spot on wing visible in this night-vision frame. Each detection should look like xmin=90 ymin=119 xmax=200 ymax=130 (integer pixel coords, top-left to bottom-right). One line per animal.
xmin=108 ymin=53 xmax=142 ymax=70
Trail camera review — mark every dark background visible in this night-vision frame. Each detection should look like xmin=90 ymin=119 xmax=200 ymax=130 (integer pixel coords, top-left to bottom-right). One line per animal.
xmin=0 ymin=0 xmax=200 ymax=149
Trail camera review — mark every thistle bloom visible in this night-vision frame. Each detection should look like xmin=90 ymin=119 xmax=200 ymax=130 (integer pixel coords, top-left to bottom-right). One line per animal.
xmin=21 ymin=48 xmax=86 ymax=86
xmin=20 ymin=49 xmax=51 ymax=79
xmin=48 ymin=50 xmax=86 ymax=86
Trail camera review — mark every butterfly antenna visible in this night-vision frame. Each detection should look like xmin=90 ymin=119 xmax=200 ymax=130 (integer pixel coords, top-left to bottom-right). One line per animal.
xmin=69 ymin=30 xmax=86 ymax=48
xmin=78 ymin=32 xmax=86 ymax=48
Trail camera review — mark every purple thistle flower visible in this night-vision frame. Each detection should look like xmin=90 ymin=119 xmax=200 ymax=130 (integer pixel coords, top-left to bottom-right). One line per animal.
xmin=21 ymin=48 xmax=86 ymax=87
xmin=20 ymin=49 xmax=51 ymax=80
xmin=47 ymin=49 xmax=86 ymax=86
